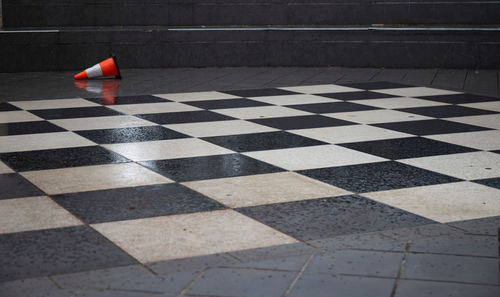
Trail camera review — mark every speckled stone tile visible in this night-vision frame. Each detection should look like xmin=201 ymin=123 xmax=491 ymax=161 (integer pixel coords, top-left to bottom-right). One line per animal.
xmin=340 ymin=81 xmax=413 ymax=90
xmin=156 ymin=91 xmax=240 ymax=102
xmin=0 ymin=173 xmax=44 ymax=199
xmin=249 ymin=94 xmax=339 ymax=106
xmin=86 ymin=95 xmax=169 ymax=105
xmin=325 ymin=109 xmax=432 ymax=124
xmin=202 ymin=131 xmax=326 ymax=152
xmin=184 ymin=98 xmax=270 ymax=109
xmin=298 ymin=161 xmax=460 ymax=193
xmin=136 ymin=110 xmax=235 ymax=124
xmin=290 ymin=125 xmax=411 ymax=144
xmin=165 ymin=120 xmax=277 ymax=137
xmin=75 ymin=126 xmax=189 ymax=144
xmin=289 ymin=102 xmax=379 ymax=114
xmin=460 ymin=101 xmax=500 ymax=112
xmin=473 ymin=177 xmax=500 ymax=189
xmin=402 ymin=253 xmax=499 ymax=284
xmin=0 ymin=132 xmax=95 ymax=153
xmin=10 ymin=98 xmax=99 ymax=110
xmin=139 ymin=154 xmax=284 ymax=182
xmin=447 ymin=215 xmax=500 ymax=236
xmin=374 ymin=86 xmax=460 ymax=97
xmin=394 ymin=280 xmax=500 ymax=297
xmin=52 ymin=183 xmax=226 ymax=224
xmin=182 ymin=172 xmax=350 ymax=208
xmin=92 ymin=209 xmax=297 ymax=263
xmin=30 ymin=106 xmax=122 ymax=120
xmin=446 ymin=114 xmax=500 ymax=129
xmin=398 ymin=105 xmax=497 ymax=118
xmin=279 ymin=84 xmax=361 ymax=94
xmin=0 ymin=110 xmax=43 ymax=123
xmin=363 ymin=182 xmax=500 ymax=223
xmin=249 ymin=115 xmax=355 ymax=130
xmin=374 ymin=119 xmax=491 ymax=136
xmin=0 ymin=121 xmax=66 ymax=136
xmin=0 ymin=146 xmax=130 ymax=171
xmin=0 ymin=226 xmax=137 ymax=282
xmin=416 ymin=93 xmax=500 ymax=104
xmin=213 ymin=105 xmax=312 ymax=119
xmin=237 ymin=195 xmax=435 ymax=241
xmin=354 ymin=97 xmax=448 ymax=109
xmin=339 ymin=137 xmax=476 ymax=160
xmin=288 ymin=274 xmax=394 ymax=297
xmin=318 ymin=91 xmax=399 ymax=101
xmin=222 ymin=88 xmax=299 ymax=97
xmin=50 ymin=116 xmax=155 ymax=131
xmin=425 ymin=130 xmax=500 ymax=151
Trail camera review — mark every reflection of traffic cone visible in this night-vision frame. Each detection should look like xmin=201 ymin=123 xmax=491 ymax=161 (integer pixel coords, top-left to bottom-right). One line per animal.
xmin=74 ymin=55 xmax=121 ymax=80
xmin=74 ymin=79 xmax=119 ymax=105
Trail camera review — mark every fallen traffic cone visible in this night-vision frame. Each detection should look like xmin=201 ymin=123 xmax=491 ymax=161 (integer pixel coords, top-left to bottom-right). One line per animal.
xmin=74 ymin=55 xmax=121 ymax=80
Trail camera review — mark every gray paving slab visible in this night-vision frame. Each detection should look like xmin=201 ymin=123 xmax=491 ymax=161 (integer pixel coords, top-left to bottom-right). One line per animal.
xmin=305 ymin=250 xmax=404 ymax=278
xmin=0 ymin=277 xmax=66 ymax=297
xmin=261 ymin=68 xmax=325 ymax=87
xmin=288 ymin=274 xmax=394 ymax=297
xmin=300 ymin=68 xmax=346 ymax=85
xmin=402 ymin=253 xmax=499 ymax=285
xmin=103 ymin=271 xmax=198 ymax=295
xmin=447 ymin=216 xmax=500 ymax=236
xmin=379 ymin=223 xmax=464 ymax=243
xmin=463 ymin=70 xmax=498 ymax=95
xmin=68 ymin=289 xmax=171 ymax=297
xmin=409 ymin=233 xmax=498 ymax=257
xmin=371 ymin=69 xmax=409 ymax=82
xmin=230 ymin=255 xmax=310 ymax=271
xmin=432 ymin=69 xmax=467 ymax=91
xmin=186 ymin=268 xmax=297 ymax=297
xmin=228 ymin=242 xmax=317 ymax=263
xmin=394 ymin=280 xmax=500 ymax=297
xmin=147 ymin=253 xmax=240 ymax=275
xmin=308 ymin=231 xmax=407 ymax=252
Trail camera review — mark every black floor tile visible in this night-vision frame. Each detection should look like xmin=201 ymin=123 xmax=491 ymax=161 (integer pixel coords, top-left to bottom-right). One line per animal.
xmin=339 ymin=81 xmax=414 ymax=90
xmin=222 ymin=88 xmax=299 ymax=97
xmin=139 ymin=154 xmax=284 ymax=182
xmin=75 ymin=126 xmax=189 ymax=144
xmin=29 ymin=106 xmax=122 ymax=120
xmin=87 ymin=95 xmax=170 ymax=105
xmin=0 ymin=121 xmax=66 ymax=136
xmin=338 ymin=137 xmax=477 ymax=160
xmin=298 ymin=161 xmax=461 ymax=193
xmin=202 ymin=131 xmax=326 ymax=152
xmin=0 ymin=226 xmax=137 ymax=282
xmin=237 ymin=195 xmax=435 ymax=241
xmin=52 ymin=184 xmax=226 ymax=224
xmin=136 ymin=110 xmax=235 ymax=125
xmin=319 ymin=91 xmax=398 ymax=101
xmin=0 ymin=103 xmax=21 ymax=111
xmin=184 ymin=98 xmax=270 ymax=109
xmin=492 ymin=150 xmax=500 ymax=155
xmin=0 ymin=173 xmax=44 ymax=199
xmin=0 ymin=146 xmax=130 ymax=171
xmin=249 ymin=115 xmax=355 ymax=130
xmin=416 ymin=93 xmax=500 ymax=104
xmin=290 ymin=102 xmax=379 ymax=114
xmin=373 ymin=119 xmax=491 ymax=136
xmin=397 ymin=105 xmax=496 ymax=118
xmin=472 ymin=178 xmax=500 ymax=190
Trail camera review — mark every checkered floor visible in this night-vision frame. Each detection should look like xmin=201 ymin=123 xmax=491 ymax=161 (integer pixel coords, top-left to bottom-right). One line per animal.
xmin=1 ymin=81 xmax=500 ymax=282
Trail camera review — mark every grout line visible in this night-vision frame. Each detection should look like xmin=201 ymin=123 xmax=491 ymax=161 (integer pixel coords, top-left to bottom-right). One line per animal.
xmin=390 ymin=239 xmax=412 ymax=297
xmin=283 ymin=253 xmax=314 ymax=297
xmin=462 ymin=70 xmax=469 ymax=91
xmin=177 ymin=268 xmax=208 ymax=297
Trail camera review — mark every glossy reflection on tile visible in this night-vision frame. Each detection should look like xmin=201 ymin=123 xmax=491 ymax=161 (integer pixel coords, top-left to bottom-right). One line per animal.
xmin=354 ymin=97 xmax=448 ymax=109
xmin=237 ymin=195 xmax=434 ymax=241
xmin=103 ymin=138 xmax=233 ymax=161
xmin=364 ymin=182 xmax=500 ymax=223
xmin=75 ymin=125 xmax=189 ymax=144
xmin=214 ymin=106 xmax=312 ymax=119
xmin=0 ymin=121 xmax=66 ymax=136
xmin=279 ymin=84 xmax=361 ymax=94
xmin=0 ymin=132 xmax=95 ymax=153
xmin=0 ymin=174 xmax=44 ymax=200
xmin=374 ymin=87 xmax=460 ymax=97
xmin=374 ymin=119 xmax=490 ymax=136
xmin=0 ymin=146 xmax=130 ymax=171
xmin=10 ymin=99 xmax=99 ymax=110
xmin=298 ymin=161 xmax=460 ymax=193
xmin=50 ymin=116 xmax=156 ymax=131
xmin=325 ymin=109 xmax=432 ymax=124
xmin=21 ymin=163 xmax=173 ymax=195
xmin=290 ymin=125 xmax=411 ymax=144
xmin=425 ymin=130 xmax=500 ymax=151
xmin=339 ymin=137 xmax=476 ymax=160
xmin=446 ymin=114 xmax=500 ymax=129
xmin=0 ymin=111 xmax=42 ymax=123
xmin=182 ymin=172 xmax=350 ymax=208
xmin=165 ymin=120 xmax=277 ymax=137
xmin=92 ymin=209 xmax=298 ymax=263
xmin=400 ymin=152 xmax=500 ymax=180
xmin=156 ymin=91 xmax=240 ymax=102
xmin=106 ymin=102 xmax=201 ymax=115
xmin=139 ymin=154 xmax=284 ymax=182
xmin=202 ymin=131 xmax=326 ymax=152
xmin=244 ymin=145 xmax=387 ymax=171
xmin=0 ymin=196 xmax=82 ymax=234
xmin=250 ymin=115 xmax=355 ymax=130
xmin=249 ymin=94 xmax=339 ymax=106
xmin=52 ymin=184 xmax=227 ymax=224
xmin=87 ymin=95 xmax=169 ymax=105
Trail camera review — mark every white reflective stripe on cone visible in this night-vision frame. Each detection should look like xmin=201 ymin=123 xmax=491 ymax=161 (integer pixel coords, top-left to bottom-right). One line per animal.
xmin=85 ymin=64 xmax=103 ymax=79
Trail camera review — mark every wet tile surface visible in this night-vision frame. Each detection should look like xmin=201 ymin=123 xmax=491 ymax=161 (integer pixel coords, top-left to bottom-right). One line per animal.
xmin=30 ymin=106 xmax=122 ymax=120
xmin=374 ymin=119 xmax=491 ymax=135
xmin=0 ymin=121 xmax=66 ymax=136
xmin=249 ymin=115 xmax=355 ymax=130
xmin=87 ymin=95 xmax=169 ymax=105
xmin=237 ymin=195 xmax=435 ymax=240
xmin=75 ymin=125 xmax=189 ymax=144
xmin=52 ymin=183 xmax=226 ymax=224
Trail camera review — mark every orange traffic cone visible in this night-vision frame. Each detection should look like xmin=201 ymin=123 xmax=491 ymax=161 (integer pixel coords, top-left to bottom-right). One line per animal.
xmin=74 ymin=55 xmax=121 ymax=80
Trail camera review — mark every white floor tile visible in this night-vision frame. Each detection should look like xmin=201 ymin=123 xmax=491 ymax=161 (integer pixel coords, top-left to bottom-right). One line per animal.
xmin=165 ymin=120 xmax=277 ymax=137
xmin=399 ymin=152 xmax=500 ymax=180
xmin=9 ymin=99 xmax=99 ymax=110
xmin=249 ymin=94 xmax=339 ymax=106
xmin=325 ymin=109 xmax=433 ymax=124
xmin=106 ymin=102 xmax=201 ymax=115
xmin=374 ymin=87 xmax=461 ymax=97
xmin=103 ymin=138 xmax=233 ymax=161
xmin=363 ymin=182 xmax=500 ymax=223
xmin=425 ymin=130 xmax=500 ymax=151
xmin=213 ymin=106 xmax=312 ymax=119
xmin=0 ymin=161 xmax=14 ymax=174
xmin=0 ymin=132 xmax=95 ymax=153
xmin=290 ymin=125 xmax=412 ymax=144
xmin=459 ymin=101 xmax=500 ymax=112
xmin=446 ymin=114 xmax=500 ymax=129
xmin=92 ymin=209 xmax=297 ymax=263
xmin=0 ymin=111 xmax=42 ymax=123
xmin=279 ymin=84 xmax=362 ymax=94
xmin=50 ymin=116 xmax=156 ymax=131
xmin=244 ymin=145 xmax=386 ymax=171
xmin=155 ymin=91 xmax=240 ymax=102
xmin=354 ymin=97 xmax=448 ymax=109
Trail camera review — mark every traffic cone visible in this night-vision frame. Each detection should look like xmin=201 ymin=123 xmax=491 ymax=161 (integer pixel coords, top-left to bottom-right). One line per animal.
xmin=74 ymin=55 xmax=122 ymax=80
